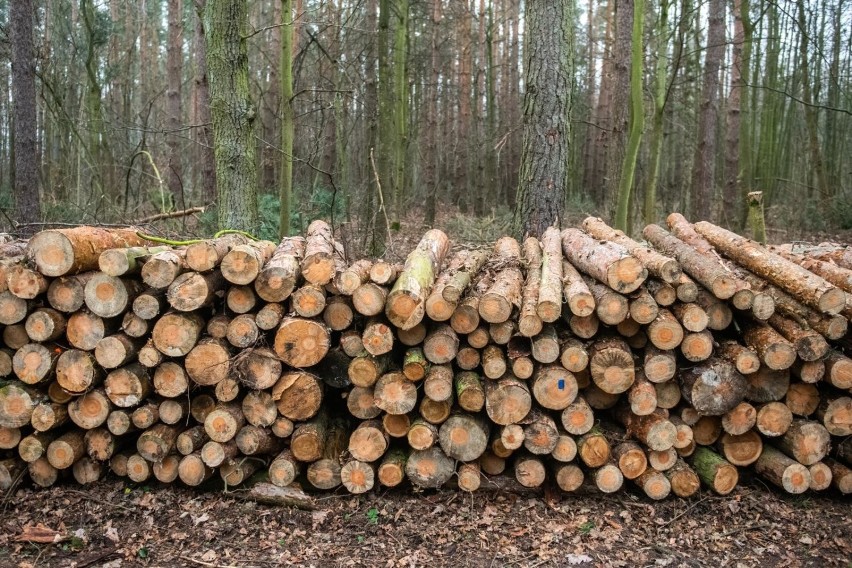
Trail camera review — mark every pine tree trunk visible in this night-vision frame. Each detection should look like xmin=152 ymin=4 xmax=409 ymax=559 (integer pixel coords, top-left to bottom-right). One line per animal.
xmin=643 ymin=0 xmax=669 ymax=225
xmin=10 ymin=0 xmax=41 ymax=227
xmin=193 ymin=0 xmax=218 ymax=205
xmin=423 ymin=0 xmax=442 ymax=226
xmin=280 ymin=0 xmax=294 ymax=237
xmin=512 ymin=0 xmax=570 ymax=238
xmin=795 ymin=0 xmax=829 ymax=202
xmin=723 ymin=0 xmax=746 ymax=226
xmin=690 ymin=0 xmax=725 ymax=220
xmin=391 ymin=0 xmax=409 ymax=229
xmin=203 ymin=0 xmax=259 ymax=232
xmin=613 ymin=0 xmax=644 ymax=232
xmin=363 ymin=0 xmax=382 ymax=253
xmin=603 ymin=0 xmax=631 ymax=210
xmin=166 ymin=0 xmax=183 ymax=209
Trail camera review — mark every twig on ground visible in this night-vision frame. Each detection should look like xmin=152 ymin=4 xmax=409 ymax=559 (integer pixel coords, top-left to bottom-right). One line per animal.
xmin=659 ymin=495 xmax=713 ymax=527
xmin=63 ymin=489 xmax=136 ymax=513
xmin=720 ymin=522 xmax=772 ymax=538
xmin=179 ymin=556 xmax=251 ymax=568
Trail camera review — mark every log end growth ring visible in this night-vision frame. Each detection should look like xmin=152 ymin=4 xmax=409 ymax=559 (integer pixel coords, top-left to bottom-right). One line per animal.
xmin=274 ymin=319 xmax=330 ymax=368
xmin=28 ymin=232 xmax=74 ymax=277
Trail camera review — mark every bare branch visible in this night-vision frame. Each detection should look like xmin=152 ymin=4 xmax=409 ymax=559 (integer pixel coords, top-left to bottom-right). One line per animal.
xmin=745 ymin=83 xmax=852 ymax=116
xmin=132 ymin=206 xmax=208 ymax=225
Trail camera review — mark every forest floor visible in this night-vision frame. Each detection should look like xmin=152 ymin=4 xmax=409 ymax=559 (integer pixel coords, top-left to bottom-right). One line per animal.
xmin=1 ymin=478 xmax=850 ymax=567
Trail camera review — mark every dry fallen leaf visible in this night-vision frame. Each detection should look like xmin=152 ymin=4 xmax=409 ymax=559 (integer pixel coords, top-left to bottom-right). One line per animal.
xmin=311 ymin=510 xmax=329 ymax=529
xmin=105 ymin=526 xmax=120 ymax=544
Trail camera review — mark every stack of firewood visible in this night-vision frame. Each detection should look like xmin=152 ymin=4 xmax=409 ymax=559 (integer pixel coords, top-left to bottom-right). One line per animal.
xmin=0 ymin=214 xmax=850 ymax=500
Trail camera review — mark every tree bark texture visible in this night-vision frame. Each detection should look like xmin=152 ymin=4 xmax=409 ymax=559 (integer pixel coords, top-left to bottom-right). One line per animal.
xmin=204 ymin=0 xmax=259 ymax=232
xmin=10 ymin=0 xmax=41 ymax=226
xmin=512 ymin=0 xmax=571 ymax=239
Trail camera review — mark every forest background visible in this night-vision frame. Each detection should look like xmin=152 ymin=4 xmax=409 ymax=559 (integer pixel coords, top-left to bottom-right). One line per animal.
xmin=0 ymin=0 xmax=850 ymax=255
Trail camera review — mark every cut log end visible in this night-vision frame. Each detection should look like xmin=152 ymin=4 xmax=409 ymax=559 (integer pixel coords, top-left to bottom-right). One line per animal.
xmin=808 ymin=462 xmax=833 ymax=492
xmin=274 ymin=318 xmax=331 ymax=368
xmin=405 ymin=447 xmax=455 ymax=489
xmin=606 ymin=257 xmax=647 ymax=293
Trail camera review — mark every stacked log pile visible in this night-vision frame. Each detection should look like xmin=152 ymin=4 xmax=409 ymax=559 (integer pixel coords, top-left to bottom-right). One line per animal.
xmin=1 ymin=217 xmax=851 ymax=500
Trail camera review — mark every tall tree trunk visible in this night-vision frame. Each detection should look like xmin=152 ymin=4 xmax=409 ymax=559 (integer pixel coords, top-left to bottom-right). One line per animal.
xmin=484 ymin=2 xmax=497 ymax=208
xmin=496 ymin=0 xmax=510 ymax=199
xmin=755 ymin=5 xmax=779 ymax=202
xmin=377 ymin=0 xmax=394 ymax=222
xmin=775 ymin=10 xmax=798 ymax=193
xmin=364 ymin=0 xmax=383 ymax=254
xmin=823 ymin=0 xmax=842 ymax=191
xmin=167 ymin=0 xmax=184 ymax=210
xmin=137 ymin=0 xmax=158 ymax=202
xmin=423 ymin=0 xmax=443 ymax=226
xmin=581 ymin=0 xmax=597 ymax=197
xmin=82 ymin=0 xmax=106 ymax=199
xmin=795 ymin=0 xmax=829 ymax=202
xmin=261 ymin=0 xmax=282 ymax=191
xmin=679 ymin=0 xmax=702 ymax=212
xmin=193 ymin=0 xmax=216 ymax=205
xmin=737 ymin=0 xmax=753 ymax=226
xmin=333 ymin=3 xmax=348 ymax=224
xmin=613 ymin=0 xmax=645 ymax=233
xmin=643 ymin=0 xmax=669 ymax=226
xmin=203 ymin=0 xmax=259 ymax=232
xmin=472 ymin=0 xmax=487 ymax=215
xmin=392 ymin=0 xmax=409 ymax=230
xmin=106 ymin=0 xmax=126 ymax=190
xmin=512 ymin=0 xmax=571 ymax=239
xmin=40 ymin=0 xmax=54 ymax=196
xmin=723 ymin=0 xmax=746 ymax=228
xmin=507 ymin=0 xmax=521 ymax=206
xmin=456 ymin=2 xmax=473 ymax=211
xmin=280 ymin=0 xmax=294 ymax=237
xmin=604 ymin=0 xmax=632 ymax=212
xmin=690 ymin=0 xmax=725 ymax=220
xmin=592 ymin=0 xmax=616 ymax=204
xmin=316 ymin=0 xmax=339 ymax=184
xmin=10 ymin=0 xmax=41 ymax=226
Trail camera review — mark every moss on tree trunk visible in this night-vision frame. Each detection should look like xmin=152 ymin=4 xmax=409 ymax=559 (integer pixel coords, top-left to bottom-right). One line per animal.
xmin=204 ymin=0 xmax=259 ymax=233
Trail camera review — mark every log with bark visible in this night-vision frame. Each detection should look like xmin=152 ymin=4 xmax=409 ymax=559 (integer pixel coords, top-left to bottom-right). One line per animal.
xmin=690 ymin=446 xmax=739 ymax=495
xmin=755 ymin=446 xmax=810 ymax=494
xmin=583 ymin=217 xmax=681 ymax=283
xmin=479 ymin=237 xmax=524 ymax=324
xmin=518 ymin=238 xmax=543 ymax=337
xmin=694 ymin=221 xmax=846 ymax=314
xmin=28 ymin=228 xmax=147 ymax=277
xmin=386 ymin=229 xmax=450 ymax=329
xmin=537 ymin=227 xmax=564 ymax=321
xmin=425 ymin=251 xmax=472 ymax=322
xmin=561 ymin=228 xmax=647 ymax=293
xmin=561 ymin=259 xmax=595 ymax=317
xmin=643 ymin=224 xmax=737 ymax=299
xmin=300 ymin=220 xmax=339 ymax=286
